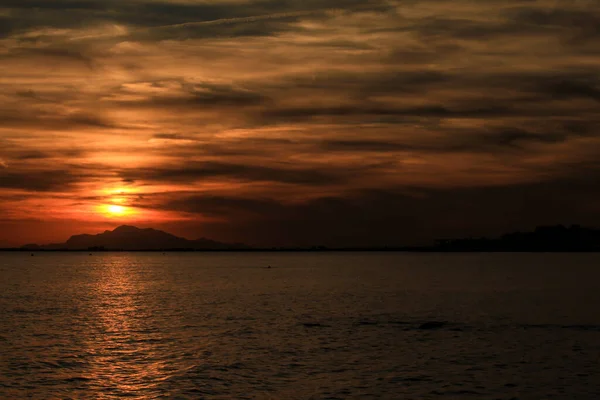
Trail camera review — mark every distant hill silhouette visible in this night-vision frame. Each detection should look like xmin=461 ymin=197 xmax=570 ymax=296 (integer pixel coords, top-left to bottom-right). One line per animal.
xmin=21 ymin=225 xmax=247 ymax=251
xmin=7 ymin=224 xmax=600 ymax=252
xmin=434 ymin=225 xmax=600 ymax=252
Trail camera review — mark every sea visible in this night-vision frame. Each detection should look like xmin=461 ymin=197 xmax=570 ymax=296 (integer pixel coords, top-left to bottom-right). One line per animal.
xmin=0 ymin=252 xmax=599 ymax=399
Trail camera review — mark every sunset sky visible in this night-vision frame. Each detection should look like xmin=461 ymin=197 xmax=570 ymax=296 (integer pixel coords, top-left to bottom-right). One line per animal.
xmin=1 ymin=0 xmax=599 ymax=247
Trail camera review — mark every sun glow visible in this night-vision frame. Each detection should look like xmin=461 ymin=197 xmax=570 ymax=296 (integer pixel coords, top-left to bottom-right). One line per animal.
xmin=104 ymin=204 xmax=129 ymax=217
xmin=108 ymin=204 xmax=126 ymax=214
xmin=95 ymin=186 xmax=138 ymax=218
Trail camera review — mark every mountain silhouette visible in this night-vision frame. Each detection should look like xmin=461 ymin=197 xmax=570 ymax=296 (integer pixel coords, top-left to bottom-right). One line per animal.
xmin=434 ymin=225 xmax=600 ymax=252
xmin=22 ymin=225 xmax=246 ymax=251
xmin=14 ymin=224 xmax=600 ymax=252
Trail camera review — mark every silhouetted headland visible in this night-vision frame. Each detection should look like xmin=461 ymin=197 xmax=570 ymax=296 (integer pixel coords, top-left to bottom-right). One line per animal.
xmin=1 ymin=224 xmax=599 ymax=252
xmin=17 ymin=225 xmax=247 ymax=251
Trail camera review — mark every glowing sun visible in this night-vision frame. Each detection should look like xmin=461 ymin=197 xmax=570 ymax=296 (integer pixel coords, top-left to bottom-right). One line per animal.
xmin=105 ymin=204 xmax=128 ymax=217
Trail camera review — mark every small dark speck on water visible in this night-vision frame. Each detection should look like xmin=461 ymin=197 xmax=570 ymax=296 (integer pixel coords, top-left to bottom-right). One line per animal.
xmin=302 ymin=322 xmax=328 ymax=328
xmin=418 ymin=321 xmax=447 ymax=330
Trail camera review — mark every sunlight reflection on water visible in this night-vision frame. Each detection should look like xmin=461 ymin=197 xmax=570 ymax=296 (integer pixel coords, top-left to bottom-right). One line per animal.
xmin=1 ymin=252 xmax=600 ymax=399
xmin=79 ymin=256 xmax=194 ymax=398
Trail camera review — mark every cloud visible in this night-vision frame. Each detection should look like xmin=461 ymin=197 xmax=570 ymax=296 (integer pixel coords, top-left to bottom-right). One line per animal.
xmin=508 ymin=5 xmax=600 ymax=43
xmin=1 ymin=47 xmax=94 ymax=68
xmin=119 ymin=81 xmax=270 ymax=108
xmin=160 ymin=176 xmax=600 ymax=247
xmin=0 ymin=0 xmax=393 ymax=41
xmin=120 ymin=161 xmax=355 ymax=186
xmin=0 ymin=168 xmax=87 ymax=191
xmin=1 ymin=0 xmax=600 ymax=245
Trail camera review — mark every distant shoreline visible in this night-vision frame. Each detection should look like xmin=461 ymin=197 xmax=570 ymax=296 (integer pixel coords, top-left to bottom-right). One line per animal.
xmin=6 ymin=224 xmax=599 ymax=253
xmin=1 ymin=248 xmax=599 ymax=253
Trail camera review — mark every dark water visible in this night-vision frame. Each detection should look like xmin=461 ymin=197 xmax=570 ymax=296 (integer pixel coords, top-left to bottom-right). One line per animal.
xmin=1 ymin=252 xmax=599 ymax=399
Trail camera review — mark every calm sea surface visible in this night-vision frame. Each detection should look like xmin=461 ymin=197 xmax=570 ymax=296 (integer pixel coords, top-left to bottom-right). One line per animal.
xmin=1 ymin=252 xmax=599 ymax=399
